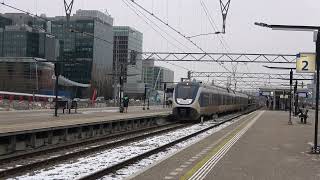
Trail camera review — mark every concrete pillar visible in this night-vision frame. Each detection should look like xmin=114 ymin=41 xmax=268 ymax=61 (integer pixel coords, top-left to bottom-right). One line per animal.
xmin=78 ymin=127 xmax=83 ymax=139
xmin=30 ymin=133 xmax=36 ymax=148
xmin=99 ymin=124 xmax=104 ymax=135
xmin=89 ymin=126 xmax=94 ymax=137
xmin=63 ymin=129 xmax=69 ymax=141
xmin=48 ymin=131 xmax=53 ymax=144
xmin=8 ymin=136 xmax=16 ymax=152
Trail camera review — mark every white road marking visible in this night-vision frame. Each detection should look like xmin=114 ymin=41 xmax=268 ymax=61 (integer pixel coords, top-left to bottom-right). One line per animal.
xmin=164 ymin=176 xmax=174 ymax=179
xmin=176 ymin=168 xmax=184 ymax=171
xmin=169 ymin=172 xmax=178 ymax=176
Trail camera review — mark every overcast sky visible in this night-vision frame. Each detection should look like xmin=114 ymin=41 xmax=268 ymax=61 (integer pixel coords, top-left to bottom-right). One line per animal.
xmin=1 ymin=0 xmax=318 ymax=89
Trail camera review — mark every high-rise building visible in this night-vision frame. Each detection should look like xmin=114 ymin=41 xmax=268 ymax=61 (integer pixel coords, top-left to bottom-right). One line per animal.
xmin=113 ymin=26 xmax=144 ymax=98
xmin=47 ymin=10 xmax=114 ymax=98
xmin=0 ymin=13 xmax=60 ymax=94
xmin=0 ymin=13 xmax=60 ymax=61
xmin=142 ymin=59 xmax=174 ymax=91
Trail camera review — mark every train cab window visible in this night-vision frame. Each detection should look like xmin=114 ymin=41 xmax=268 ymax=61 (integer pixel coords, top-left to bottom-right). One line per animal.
xmin=175 ymin=84 xmax=199 ymax=100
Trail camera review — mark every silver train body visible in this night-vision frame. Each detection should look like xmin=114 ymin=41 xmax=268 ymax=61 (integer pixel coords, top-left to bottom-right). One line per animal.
xmin=172 ymin=82 xmax=249 ymax=121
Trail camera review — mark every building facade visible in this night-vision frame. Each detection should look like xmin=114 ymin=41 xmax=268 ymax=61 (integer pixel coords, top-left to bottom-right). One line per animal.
xmin=0 ymin=58 xmax=54 ymax=94
xmin=142 ymin=59 xmax=174 ymax=91
xmin=113 ymin=26 xmax=144 ymax=98
xmin=0 ymin=13 xmax=60 ymax=61
xmin=47 ymin=10 xmax=114 ymax=98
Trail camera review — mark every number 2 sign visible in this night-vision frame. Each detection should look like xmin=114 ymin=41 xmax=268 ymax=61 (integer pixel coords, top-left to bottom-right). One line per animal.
xmin=296 ymin=53 xmax=316 ymax=73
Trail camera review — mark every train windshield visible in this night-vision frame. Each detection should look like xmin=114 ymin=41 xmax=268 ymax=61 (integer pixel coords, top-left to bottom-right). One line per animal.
xmin=175 ymin=84 xmax=198 ymax=99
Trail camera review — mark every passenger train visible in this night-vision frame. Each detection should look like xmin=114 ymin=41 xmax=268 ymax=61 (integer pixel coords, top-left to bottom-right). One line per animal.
xmin=172 ymin=81 xmax=249 ymax=121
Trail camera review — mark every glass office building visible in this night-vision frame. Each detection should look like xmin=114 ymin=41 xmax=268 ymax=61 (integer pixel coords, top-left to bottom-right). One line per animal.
xmin=0 ymin=13 xmax=59 ymax=61
xmin=142 ymin=59 xmax=174 ymax=91
xmin=49 ymin=10 xmax=114 ymax=98
xmin=113 ymin=26 xmax=144 ymax=98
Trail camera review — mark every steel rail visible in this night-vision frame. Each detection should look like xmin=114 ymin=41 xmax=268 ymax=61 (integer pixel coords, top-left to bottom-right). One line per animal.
xmin=79 ymin=108 xmax=258 ymax=180
xmin=0 ymin=123 xmax=187 ymax=178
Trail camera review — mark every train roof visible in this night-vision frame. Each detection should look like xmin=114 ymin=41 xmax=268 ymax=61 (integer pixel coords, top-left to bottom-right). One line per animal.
xmin=177 ymin=81 xmax=248 ymax=98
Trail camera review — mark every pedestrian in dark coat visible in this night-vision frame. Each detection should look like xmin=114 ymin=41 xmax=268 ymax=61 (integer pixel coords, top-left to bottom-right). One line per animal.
xmin=123 ymin=95 xmax=129 ymax=113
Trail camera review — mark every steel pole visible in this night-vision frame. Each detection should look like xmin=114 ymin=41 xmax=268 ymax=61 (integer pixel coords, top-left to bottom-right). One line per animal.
xmin=294 ymin=80 xmax=298 ymax=116
xmin=163 ymin=83 xmax=166 ymax=108
xmin=289 ymin=69 xmax=293 ymax=125
xmin=313 ymin=30 xmax=320 ymax=153
xmin=143 ymin=85 xmax=146 ymax=110
xmin=147 ymin=90 xmax=150 ymax=110
xmin=54 ymin=63 xmax=59 ymax=117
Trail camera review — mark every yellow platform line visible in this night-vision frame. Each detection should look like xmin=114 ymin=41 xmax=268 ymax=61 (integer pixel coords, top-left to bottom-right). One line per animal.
xmin=180 ymin=111 xmax=263 ymax=180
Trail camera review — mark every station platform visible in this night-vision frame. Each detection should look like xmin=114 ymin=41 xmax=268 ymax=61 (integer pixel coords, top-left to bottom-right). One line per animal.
xmin=131 ymin=110 xmax=320 ymax=180
xmin=0 ymin=106 xmax=170 ymax=134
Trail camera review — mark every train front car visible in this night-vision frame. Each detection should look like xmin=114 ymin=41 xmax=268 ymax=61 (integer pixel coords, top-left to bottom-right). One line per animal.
xmin=172 ymin=82 xmax=201 ymax=121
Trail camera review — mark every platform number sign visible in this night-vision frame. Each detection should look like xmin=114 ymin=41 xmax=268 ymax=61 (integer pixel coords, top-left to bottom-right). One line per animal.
xmin=296 ymin=53 xmax=316 ymax=73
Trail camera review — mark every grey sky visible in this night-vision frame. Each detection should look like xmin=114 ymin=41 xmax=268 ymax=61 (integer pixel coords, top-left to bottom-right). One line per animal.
xmin=1 ymin=0 xmax=318 ymax=88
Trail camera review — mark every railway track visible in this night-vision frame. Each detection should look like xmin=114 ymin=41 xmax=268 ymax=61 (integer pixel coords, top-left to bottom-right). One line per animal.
xmin=4 ymin=108 xmax=258 ymax=179
xmin=78 ymin=109 xmax=258 ymax=180
xmin=0 ymin=122 xmax=189 ymax=179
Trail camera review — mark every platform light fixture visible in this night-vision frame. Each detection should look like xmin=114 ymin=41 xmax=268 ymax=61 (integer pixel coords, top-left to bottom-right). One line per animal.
xmin=256 ymin=22 xmax=320 ymax=154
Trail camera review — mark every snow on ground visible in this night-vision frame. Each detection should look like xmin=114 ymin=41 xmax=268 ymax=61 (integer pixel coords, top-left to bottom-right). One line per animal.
xmin=11 ymin=113 xmax=245 ymax=180
xmin=81 ymin=109 xmax=118 ymax=114
xmin=101 ymin=120 xmax=235 ymax=180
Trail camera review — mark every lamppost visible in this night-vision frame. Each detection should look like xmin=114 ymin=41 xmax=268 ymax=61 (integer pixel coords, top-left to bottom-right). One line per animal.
xmin=143 ymin=84 xmax=147 ymax=110
xmin=163 ymin=83 xmax=167 ymax=108
xmin=54 ymin=63 xmax=60 ymax=117
xmin=263 ymin=66 xmax=295 ymax=125
xmin=187 ymin=32 xmax=222 ymax=39
xmin=256 ymin=22 xmax=320 ymax=153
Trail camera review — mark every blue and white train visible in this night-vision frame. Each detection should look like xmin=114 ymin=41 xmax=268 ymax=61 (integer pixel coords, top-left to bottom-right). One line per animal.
xmin=172 ymin=81 xmax=249 ymax=121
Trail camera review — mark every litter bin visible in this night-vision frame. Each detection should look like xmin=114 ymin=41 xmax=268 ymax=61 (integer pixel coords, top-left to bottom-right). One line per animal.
xmin=119 ymin=106 xmax=124 ymax=113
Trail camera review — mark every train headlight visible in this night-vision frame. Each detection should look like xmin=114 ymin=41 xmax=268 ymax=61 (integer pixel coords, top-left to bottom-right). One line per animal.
xmin=177 ymin=98 xmax=193 ymax=105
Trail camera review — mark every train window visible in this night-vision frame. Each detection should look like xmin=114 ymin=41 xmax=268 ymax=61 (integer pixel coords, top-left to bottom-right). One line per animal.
xmin=215 ymin=94 xmax=220 ymax=105
xmin=222 ymin=95 xmax=225 ymax=105
xmin=226 ymin=95 xmax=229 ymax=105
xmin=213 ymin=94 xmax=218 ymax=106
xmin=200 ymin=93 xmax=209 ymax=107
xmin=176 ymin=84 xmax=198 ymax=99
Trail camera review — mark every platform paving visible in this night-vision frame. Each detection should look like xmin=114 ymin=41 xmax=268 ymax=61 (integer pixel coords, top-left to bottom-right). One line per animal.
xmin=130 ymin=110 xmax=320 ymax=180
xmin=0 ymin=106 xmax=170 ymax=134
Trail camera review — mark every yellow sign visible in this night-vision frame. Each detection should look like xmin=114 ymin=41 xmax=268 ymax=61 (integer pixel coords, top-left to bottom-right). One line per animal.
xmin=296 ymin=53 xmax=316 ymax=73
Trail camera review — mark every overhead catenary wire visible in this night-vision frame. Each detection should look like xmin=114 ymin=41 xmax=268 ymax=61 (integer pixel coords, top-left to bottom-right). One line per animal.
xmin=0 ymin=1 xmax=193 ymax=74
xmin=122 ymin=0 xmax=193 ymax=53
xmin=197 ymin=0 xmax=236 ymax=82
xmin=127 ymin=0 xmax=233 ymax=75
xmin=128 ymin=0 xmax=206 ymax=53
xmin=122 ymin=0 xmax=192 ymax=71
xmin=200 ymin=0 xmax=248 ymax=90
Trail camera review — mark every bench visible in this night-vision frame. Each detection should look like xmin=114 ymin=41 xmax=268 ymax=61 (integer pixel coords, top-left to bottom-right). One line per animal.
xmin=67 ymin=100 xmax=78 ymax=114
xmin=298 ymin=109 xmax=308 ymax=124
xmin=56 ymin=100 xmax=77 ymax=114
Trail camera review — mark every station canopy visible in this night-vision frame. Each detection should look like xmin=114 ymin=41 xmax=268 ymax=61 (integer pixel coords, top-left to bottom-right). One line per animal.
xmin=58 ymin=75 xmax=91 ymax=88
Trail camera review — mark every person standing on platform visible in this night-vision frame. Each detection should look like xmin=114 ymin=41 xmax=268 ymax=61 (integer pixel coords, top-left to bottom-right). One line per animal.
xmin=123 ymin=95 xmax=129 ymax=113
